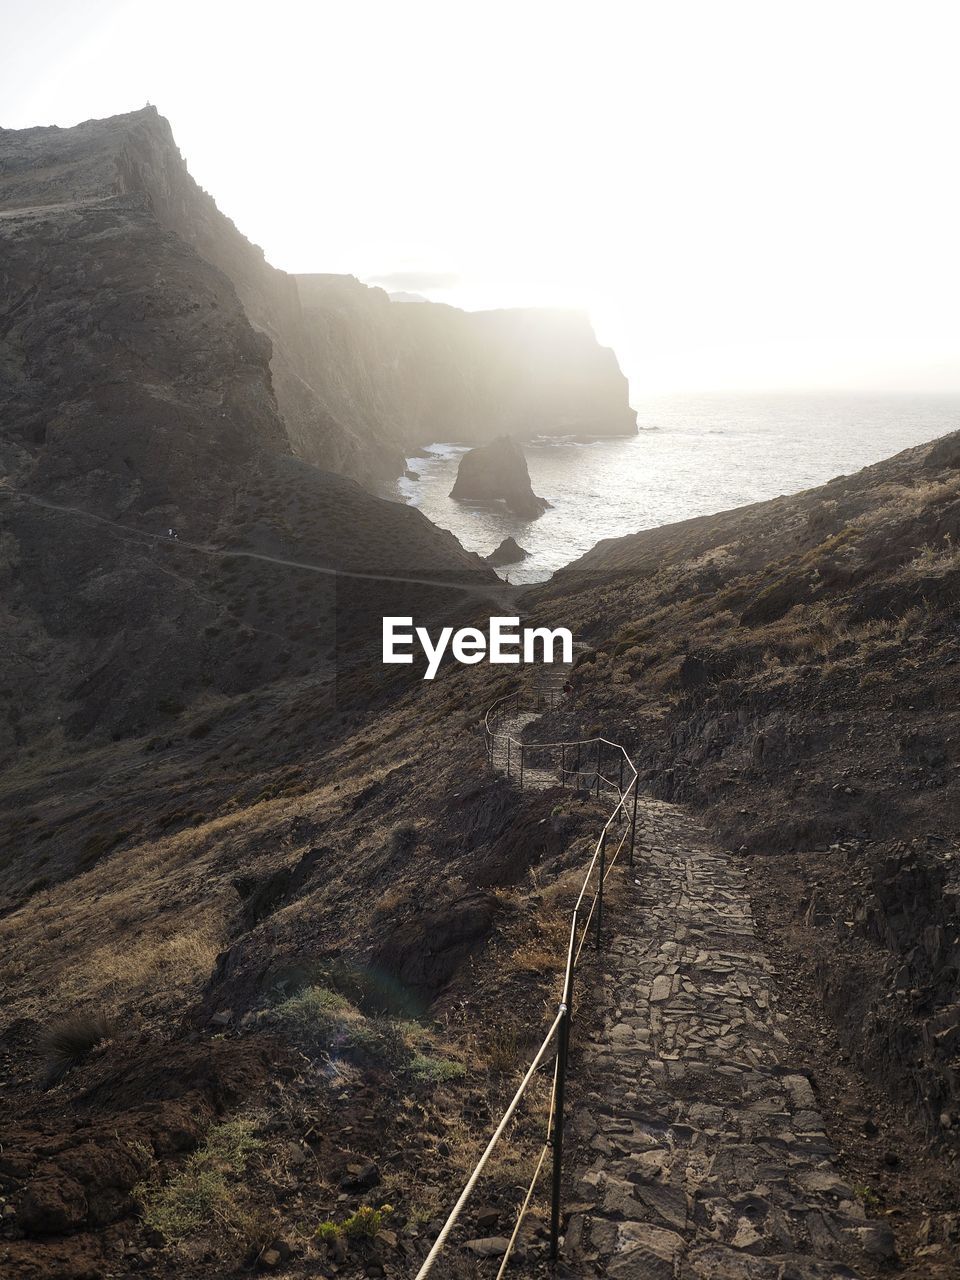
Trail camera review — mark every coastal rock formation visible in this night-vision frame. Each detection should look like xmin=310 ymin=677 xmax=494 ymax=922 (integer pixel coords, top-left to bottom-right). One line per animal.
xmin=451 ymin=437 xmax=550 ymax=518
xmin=485 ymin=537 xmax=529 ymax=565
xmin=0 ymin=109 xmax=635 ymax=490
xmin=297 ymin=274 xmax=638 ymax=455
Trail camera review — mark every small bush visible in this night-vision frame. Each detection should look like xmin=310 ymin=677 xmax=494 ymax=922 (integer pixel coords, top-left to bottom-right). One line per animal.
xmin=410 ymin=1052 xmax=466 ymax=1083
xmin=317 ymin=1204 xmax=393 ymax=1245
xmin=275 ymin=985 xmax=407 ymax=1066
xmin=41 ymin=1011 xmax=114 ymax=1086
xmin=389 ymin=824 xmax=419 ymax=856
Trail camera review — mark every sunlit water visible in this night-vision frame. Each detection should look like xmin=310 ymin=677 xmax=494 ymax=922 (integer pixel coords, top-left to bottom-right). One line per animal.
xmin=387 ymin=393 xmax=960 ymax=583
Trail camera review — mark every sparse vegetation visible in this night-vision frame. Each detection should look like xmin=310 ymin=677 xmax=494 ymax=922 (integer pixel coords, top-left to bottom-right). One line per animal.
xmin=410 ymin=1051 xmax=466 ymax=1082
xmin=137 ymin=1118 xmax=263 ymax=1244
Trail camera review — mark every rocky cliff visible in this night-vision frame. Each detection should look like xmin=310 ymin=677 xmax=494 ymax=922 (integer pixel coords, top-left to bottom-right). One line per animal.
xmin=0 ymin=108 xmax=635 ymax=489
xmin=296 ymin=274 xmax=638 ymax=451
xmin=0 ymin=111 xmax=496 ymax=756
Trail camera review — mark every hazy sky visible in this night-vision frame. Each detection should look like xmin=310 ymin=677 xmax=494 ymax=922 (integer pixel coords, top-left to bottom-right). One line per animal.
xmin=2 ymin=0 xmax=959 ymax=396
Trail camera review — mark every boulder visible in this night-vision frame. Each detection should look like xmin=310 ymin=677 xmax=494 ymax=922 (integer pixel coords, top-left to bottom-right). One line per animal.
xmin=450 ymin=437 xmax=550 ymax=518
xmin=485 ymin=537 xmax=529 ymax=566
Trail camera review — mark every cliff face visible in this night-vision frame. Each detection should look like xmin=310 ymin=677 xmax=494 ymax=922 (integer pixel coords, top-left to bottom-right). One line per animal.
xmin=0 ymin=109 xmax=635 ymax=486
xmin=0 ymin=108 xmax=405 ymax=487
xmin=0 ymin=111 xmax=494 ymax=755
xmin=297 ymin=274 xmax=638 ymax=449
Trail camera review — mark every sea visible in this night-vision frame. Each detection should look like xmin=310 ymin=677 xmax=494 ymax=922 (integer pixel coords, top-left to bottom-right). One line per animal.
xmin=388 ymin=393 xmax=960 ymax=583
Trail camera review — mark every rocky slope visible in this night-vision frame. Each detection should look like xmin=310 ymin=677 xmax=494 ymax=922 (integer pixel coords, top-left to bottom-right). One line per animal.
xmin=0 ymin=112 xmax=498 ymax=760
xmin=527 ymin=428 xmax=960 ymax=1196
xmin=0 ymin=108 xmax=636 ymax=492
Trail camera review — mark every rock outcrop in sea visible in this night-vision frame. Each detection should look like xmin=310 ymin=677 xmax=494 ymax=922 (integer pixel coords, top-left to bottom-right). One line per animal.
xmin=450 ymin=438 xmax=551 ymax=518
xmin=485 ymin=537 xmax=529 ymax=565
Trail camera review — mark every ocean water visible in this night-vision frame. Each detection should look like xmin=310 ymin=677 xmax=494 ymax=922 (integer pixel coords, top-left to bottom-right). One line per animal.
xmin=389 ymin=393 xmax=960 ymax=583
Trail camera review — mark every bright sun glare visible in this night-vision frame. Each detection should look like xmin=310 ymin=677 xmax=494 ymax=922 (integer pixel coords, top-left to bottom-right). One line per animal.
xmin=3 ymin=0 xmax=959 ymax=396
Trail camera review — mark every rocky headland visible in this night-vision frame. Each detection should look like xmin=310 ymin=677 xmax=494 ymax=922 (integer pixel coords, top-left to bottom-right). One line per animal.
xmin=450 ymin=436 xmax=551 ymax=518
xmin=0 ymin=108 xmax=635 ymax=494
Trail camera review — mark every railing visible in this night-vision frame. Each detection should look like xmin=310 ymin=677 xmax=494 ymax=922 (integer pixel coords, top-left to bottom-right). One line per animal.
xmin=414 ymin=685 xmax=640 ymax=1278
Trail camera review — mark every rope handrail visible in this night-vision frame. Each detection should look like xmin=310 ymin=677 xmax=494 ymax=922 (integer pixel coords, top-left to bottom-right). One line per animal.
xmin=415 ymin=681 xmax=642 ymax=1277
xmin=413 ymin=1006 xmax=565 ymax=1279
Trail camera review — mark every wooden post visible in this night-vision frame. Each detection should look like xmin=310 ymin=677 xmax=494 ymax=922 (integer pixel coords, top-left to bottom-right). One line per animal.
xmin=549 ymin=910 xmax=576 ymax=1262
xmin=596 ymin=830 xmax=605 ymax=950
xmin=630 ymin=775 xmax=639 ymax=867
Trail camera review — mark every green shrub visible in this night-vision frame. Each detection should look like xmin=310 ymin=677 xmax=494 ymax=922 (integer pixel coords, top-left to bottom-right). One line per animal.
xmin=410 ymin=1052 xmax=466 ymax=1083
xmin=316 ymin=1204 xmax=393 ymax=1244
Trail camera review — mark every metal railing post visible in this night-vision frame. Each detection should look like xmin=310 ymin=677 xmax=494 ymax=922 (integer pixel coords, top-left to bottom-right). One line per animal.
xmin=561 ymin=743 xmax=566 ymax=787
xmin=575 ymin=741 xmax=581 ymax=788
xmin=550 ymin=913 xmax=576 ymax=1262
xmin=618 ymin=753 xmax=624 ymax=795
xmin=596 ymin=830 xmax=605 ymax=951
xmin=629 ymin=775 xmax=639 ymax=867
xmin=519 ymin=743 xmax=525 ymax=789
xmin=595 ymin=740 xmax=601 ymax=798
xmin=507 ymin=737 xmax=512 ymax=779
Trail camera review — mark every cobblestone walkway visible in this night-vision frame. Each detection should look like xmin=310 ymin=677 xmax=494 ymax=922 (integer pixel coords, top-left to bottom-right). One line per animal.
xmin=561 ymin=797 xmax=892 ymax=1280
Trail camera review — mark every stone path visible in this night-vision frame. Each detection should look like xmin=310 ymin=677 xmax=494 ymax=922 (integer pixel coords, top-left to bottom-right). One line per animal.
xmin=560 ymin=797 xmax=892 ymax=1280
xmin=489 ymin=710 xmax=564 ymax=790
xmin=488 ymin=663 xmax=576 ymax=791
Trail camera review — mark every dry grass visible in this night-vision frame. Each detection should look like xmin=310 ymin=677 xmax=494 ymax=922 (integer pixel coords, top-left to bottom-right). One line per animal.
xmin=40 ymin=1009 xmax=114 ymax=1086
xmin=505 ymin=906 xmax=570 ymax=979
xmin=57 ymin=915 xmax=225 ymax=1003
xmin=905 ymin=538 xmax=960 ymax=575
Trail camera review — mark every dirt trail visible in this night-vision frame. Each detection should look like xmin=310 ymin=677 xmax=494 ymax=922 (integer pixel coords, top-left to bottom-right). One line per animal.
xmin=0 ymin=486 xmax=517 ymax=603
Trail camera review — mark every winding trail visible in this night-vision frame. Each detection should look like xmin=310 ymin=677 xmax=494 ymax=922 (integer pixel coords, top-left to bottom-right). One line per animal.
xmin=0 ymin=487 xmax=516 ymax=604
